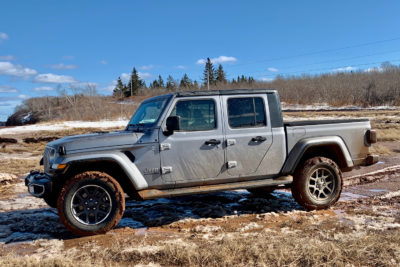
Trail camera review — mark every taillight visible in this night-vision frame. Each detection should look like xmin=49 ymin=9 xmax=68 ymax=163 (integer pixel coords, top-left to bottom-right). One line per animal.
xmin=366 ymin=129 xmax=377 ymax=144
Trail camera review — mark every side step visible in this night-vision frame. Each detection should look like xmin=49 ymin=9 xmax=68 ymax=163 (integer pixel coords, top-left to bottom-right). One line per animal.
xmin=137 ymin=175 xmax=293 ymax=200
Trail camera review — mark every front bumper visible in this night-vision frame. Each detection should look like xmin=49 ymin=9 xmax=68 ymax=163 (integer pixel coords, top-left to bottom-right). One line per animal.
xmin=25 ymin=171 xmax=53 ymax=198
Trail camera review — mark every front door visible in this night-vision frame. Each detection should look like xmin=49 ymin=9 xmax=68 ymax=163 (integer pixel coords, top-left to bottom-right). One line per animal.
xmin=221 ymin=94 xmax=273 ymax=177
xmin=159 ymin=96 xmax=225 ymax=187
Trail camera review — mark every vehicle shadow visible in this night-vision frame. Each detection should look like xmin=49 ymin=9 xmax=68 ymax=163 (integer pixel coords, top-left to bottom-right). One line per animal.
xmin=0 ymin=190 xmax=302 ymax=244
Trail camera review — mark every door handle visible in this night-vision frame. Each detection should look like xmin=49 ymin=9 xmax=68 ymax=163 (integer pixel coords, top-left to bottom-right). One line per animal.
xmin=251 ymin=136 xmax=267 ymax=142
xmin=205 ymin=139 xmax=221 ymax=145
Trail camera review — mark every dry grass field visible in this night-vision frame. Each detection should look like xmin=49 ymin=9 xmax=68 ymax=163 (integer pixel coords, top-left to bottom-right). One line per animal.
xmin=0 ymin=110 xmax=400 ymax=266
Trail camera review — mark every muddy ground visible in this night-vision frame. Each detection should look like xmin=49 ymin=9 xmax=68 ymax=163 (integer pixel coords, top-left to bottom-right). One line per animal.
xmin=0 ymin=111 xmax=400 ymax=266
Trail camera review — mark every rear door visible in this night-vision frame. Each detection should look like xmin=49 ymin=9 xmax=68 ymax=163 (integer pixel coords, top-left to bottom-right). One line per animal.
xmin=159 ymin=96 xmax=225 ymax=187
xmin=221 ymin=94 xmax=273 ymax=177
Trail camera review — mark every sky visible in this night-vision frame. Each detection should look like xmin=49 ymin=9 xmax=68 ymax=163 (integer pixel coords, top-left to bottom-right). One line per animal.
xmin=1 ymin=0 xmax=400 ymax=121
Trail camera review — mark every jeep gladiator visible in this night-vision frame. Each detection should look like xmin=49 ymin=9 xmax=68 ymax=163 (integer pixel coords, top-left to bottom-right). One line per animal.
xmin=25 ymin=89 xmax=378 ymax=235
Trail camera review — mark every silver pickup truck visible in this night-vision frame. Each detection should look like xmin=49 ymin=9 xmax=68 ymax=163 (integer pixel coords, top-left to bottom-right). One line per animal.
xmin=25 ymin=89 xmax=378 ymax=235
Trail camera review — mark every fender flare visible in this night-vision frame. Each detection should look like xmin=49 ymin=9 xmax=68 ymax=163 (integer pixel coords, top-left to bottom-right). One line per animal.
xmin=60 ymin=152 xmax=148 ymax=190
xmin=281 ymin=136 xmax=353 ymax=175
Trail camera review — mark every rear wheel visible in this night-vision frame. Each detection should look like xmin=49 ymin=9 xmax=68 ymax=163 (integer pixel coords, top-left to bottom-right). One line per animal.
xmin=57 ymin=171 xmax=125 ymax=236
xmin=292 ymin=157 xmax=342 ymax=210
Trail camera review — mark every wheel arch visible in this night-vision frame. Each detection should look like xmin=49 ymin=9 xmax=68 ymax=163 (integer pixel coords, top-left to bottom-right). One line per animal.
xmin=281 ymin=136 xmax=353 ymax=175
xmin=59 ymin=153 xmax=148 ymax=198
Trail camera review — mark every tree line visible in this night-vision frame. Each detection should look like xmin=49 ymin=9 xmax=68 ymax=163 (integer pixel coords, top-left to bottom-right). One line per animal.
xmin=113 ymin=58 xmax=255 ymax=97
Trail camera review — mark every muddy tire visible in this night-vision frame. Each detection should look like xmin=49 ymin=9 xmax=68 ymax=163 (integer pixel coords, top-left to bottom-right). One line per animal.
xmin=247 ymin=186 xmax=275 ymax=197
xmin=57 ymin=171 xmax=125 ymax=236
xmin=43 ymin=192 xmax=58 ymax=208
xmin=292 ymin=157 xmax=342 ymax=210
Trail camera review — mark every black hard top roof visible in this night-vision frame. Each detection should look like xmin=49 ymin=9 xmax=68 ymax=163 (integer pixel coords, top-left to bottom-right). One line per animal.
xmin=175 ymin=88 xmax=277 ymax=97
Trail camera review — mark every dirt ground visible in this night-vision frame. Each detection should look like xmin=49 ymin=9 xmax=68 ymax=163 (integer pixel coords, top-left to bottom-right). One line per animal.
xmin=0 ymin=110 xmax=400 ymax=266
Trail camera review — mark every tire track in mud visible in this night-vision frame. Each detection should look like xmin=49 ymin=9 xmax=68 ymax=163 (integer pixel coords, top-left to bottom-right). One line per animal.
xmin=344 ymin=165 xmax=400 ymax=187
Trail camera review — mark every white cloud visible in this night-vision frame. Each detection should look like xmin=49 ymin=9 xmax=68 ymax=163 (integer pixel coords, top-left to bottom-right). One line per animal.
xmin=33 ymin=73 xmax=78 ymax=84
xmin=365 ymin=67 xmax=384 ymax=73
xmin=71 ymin=82 xmax=98 ymax=88
xmin=49 ymin=63 xmax=78 ymax=70
xmin=175 ymin=65 xmax=187 ymax=69
xmin=138 ymin=72 xmax=152 ymax=79
xmin=120 ymin=73 xmax=130 ymax=83
xmin=196 ymin=56 xmax=237 ymax=65
xmin=33 ymin=86 xmax=54 ymax=91
xmin=332 ymin=66 xmax=357 ymax=72
xmin=0 ymin=55 xmax=15 ymax=61
xmin=18 ymin=94 xmax=28 ymax=99
xmin=268 ymin=67 xmax=279 ymax=72
xmin=102 ymin=84 xmax=116 ymax=92
xmin=0 ymin=62 xmax=37 ymax=78
xmin=100 ymin=60 xmax=108 ymax=65
xmin=0 ymin=32 xmax=8 ymax=43
xmin=61 ymin=55 xmax=74 ymax=60
xmin=0 ymin=85 xmax=18 ymax=93
xmin=119 ymin=72 xmax=152 ymax=83
xmin=139 ymin=64 xmax=156 ymax=70
xmin=259 ymin=77 xmax=274 ymax=82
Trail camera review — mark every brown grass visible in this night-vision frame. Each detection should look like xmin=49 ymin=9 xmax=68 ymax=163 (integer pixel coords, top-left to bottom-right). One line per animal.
xmin=377 ymin=129 xmax=400 ymax=142
xmin=370 ymin=144 xmax=393 ymax=155
xmin=1 ymin=220 xmax=399 ymax=267
xmin=0 ymin=158 xmax=40 ymax=176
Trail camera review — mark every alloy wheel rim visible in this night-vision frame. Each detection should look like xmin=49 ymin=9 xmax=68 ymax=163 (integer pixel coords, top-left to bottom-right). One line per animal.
xmin=307 ymin=167 xmax=336 ymax=201
xmin=70 ymin=184 xmax=112 ymax=225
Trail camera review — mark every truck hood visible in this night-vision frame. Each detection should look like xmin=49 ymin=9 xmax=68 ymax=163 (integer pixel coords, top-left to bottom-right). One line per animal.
xmin=48 ymin=130 xmax=143 ymax=153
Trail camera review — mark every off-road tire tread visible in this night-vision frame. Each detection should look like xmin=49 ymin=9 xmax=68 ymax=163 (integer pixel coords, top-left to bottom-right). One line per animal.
xmin=292 ymin=157 xmax=342 ymax=210
xmin=57 ymin=171 xmax=125 ymax=236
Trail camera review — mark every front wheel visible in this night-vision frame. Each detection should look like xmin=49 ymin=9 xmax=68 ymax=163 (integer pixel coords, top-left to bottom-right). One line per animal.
xmin=292 ymin=157 xmax=342 ymax=210
xmin=57 ymin=171 xmax=125 ymax=236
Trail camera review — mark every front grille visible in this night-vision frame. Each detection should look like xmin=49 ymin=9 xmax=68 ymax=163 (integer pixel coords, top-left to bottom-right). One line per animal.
xmin=43 ymin=147 xmax=51 ymax=173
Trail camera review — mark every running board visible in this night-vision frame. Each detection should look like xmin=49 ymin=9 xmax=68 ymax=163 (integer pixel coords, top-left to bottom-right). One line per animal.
xmin=137 ymin=175 xmax=293 ymax=200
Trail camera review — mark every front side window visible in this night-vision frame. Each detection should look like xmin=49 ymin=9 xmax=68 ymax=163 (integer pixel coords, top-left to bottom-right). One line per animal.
xmin=227 ymin=97 xmax=266 ymax=128
xmin=171 ymin=99 xmax=216 ymax=131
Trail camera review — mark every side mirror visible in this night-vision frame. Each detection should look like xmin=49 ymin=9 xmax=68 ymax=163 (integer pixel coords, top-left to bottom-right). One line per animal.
xmin=164 ymin=116 xmax=180 ymax=136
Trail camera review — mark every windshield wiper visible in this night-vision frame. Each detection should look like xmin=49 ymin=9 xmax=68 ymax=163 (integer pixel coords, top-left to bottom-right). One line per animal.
xmin=127 ymin=123 xmax=146 ymax=132
xmin=128 ymin=123 xmax=145 ymax=127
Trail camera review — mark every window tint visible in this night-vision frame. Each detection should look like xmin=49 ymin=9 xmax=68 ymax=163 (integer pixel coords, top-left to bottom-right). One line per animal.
xmin=171 ymin=99 xmax=216 ymax=131
xmin=227 ymin=97 xmax=266 ymax=128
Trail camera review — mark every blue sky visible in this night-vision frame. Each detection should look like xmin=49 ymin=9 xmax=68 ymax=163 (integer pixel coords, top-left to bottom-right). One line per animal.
xmin=1 ymin=0 xmax=400 ymax=120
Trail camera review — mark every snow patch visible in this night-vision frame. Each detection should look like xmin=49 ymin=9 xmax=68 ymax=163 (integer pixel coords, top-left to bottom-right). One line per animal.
xmin=0 ymin=120 xmax=128 ymax=134
xmin=193 ymin=225 xmax=222 ymax=233
xmin=379 ymin=190 xmax=400 ymax=200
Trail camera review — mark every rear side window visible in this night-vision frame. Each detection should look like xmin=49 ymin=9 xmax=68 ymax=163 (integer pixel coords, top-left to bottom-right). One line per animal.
xmin=171 ymin=99 xmax=216 ymax=131
xmin=227 ymin=97 xmax=266 ymax=128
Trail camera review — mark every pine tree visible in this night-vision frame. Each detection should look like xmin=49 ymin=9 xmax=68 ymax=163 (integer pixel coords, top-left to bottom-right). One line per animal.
xmin=150 ymin=79 xmax=160 ymax=89
xmin=202 ymin=57 xmax=216 ymax=86
xmin=179 ymin=73 xmax=192 ymax=88
xmin=193 ymin=80 xmax=199 ymax=89
xmin=126 ymin=67 xmax=143 ymax=97
xmin=216 ymin=64 xmax=227 ymax=83
xmin=157 ymin=75 xmax=164 ymax=88
xmin=166 ymin=75 xmax=177 ymax=91
xmin=113 ymin=77 xmax=127 ymax=97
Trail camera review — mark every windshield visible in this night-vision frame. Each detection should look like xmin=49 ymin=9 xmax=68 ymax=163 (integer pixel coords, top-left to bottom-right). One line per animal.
xmin=128 ymin=97 xmax=170 ymax=128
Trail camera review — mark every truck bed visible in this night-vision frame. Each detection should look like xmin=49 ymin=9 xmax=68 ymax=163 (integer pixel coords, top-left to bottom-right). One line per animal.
xmin=284 ymin=119 xmax=371 ymax=164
